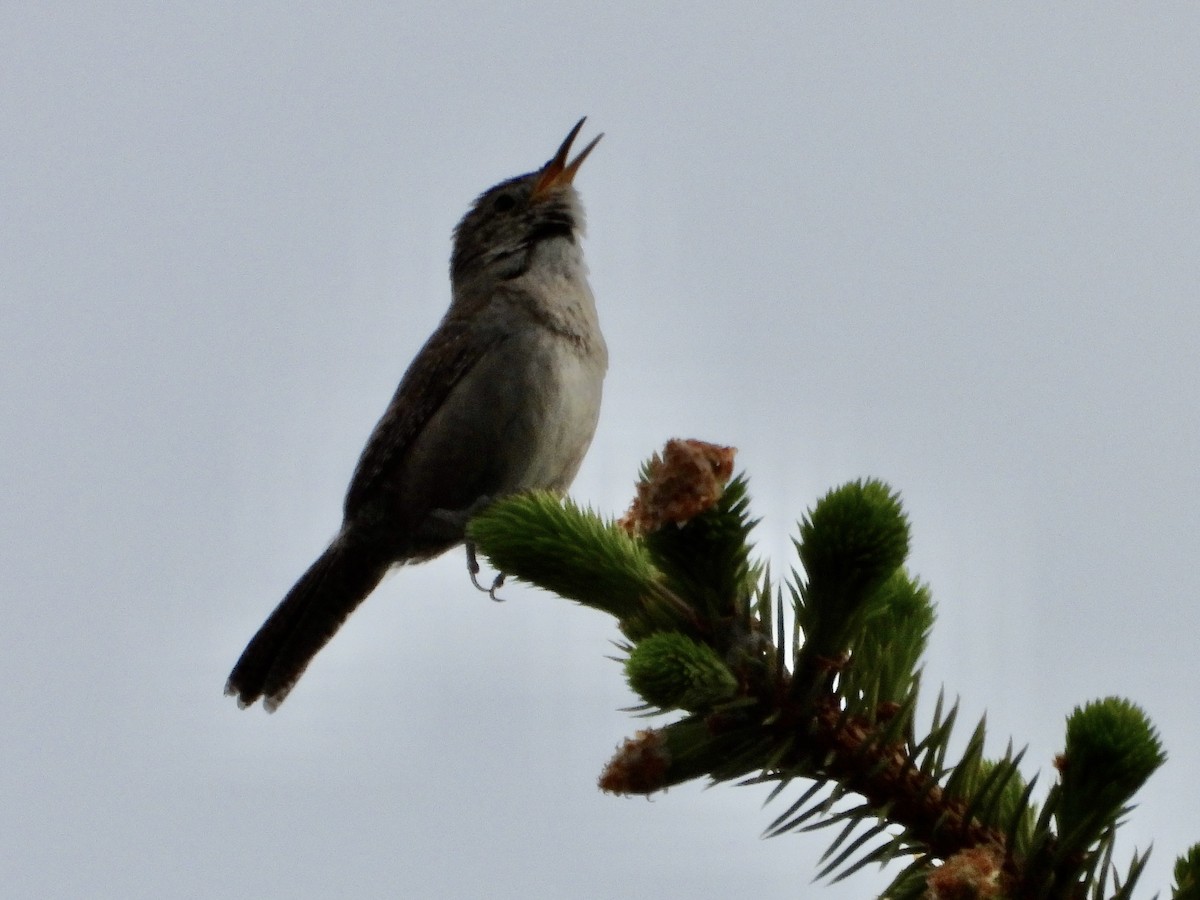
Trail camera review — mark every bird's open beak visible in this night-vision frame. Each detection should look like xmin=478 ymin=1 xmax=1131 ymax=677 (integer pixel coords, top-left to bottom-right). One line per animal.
xmin=533 ymin=117 xmax=603 ymax=198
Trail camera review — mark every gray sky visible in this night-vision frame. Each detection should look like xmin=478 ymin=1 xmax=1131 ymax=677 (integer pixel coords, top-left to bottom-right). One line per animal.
xmin=4 ymin=5 xmax=1199 ymax=898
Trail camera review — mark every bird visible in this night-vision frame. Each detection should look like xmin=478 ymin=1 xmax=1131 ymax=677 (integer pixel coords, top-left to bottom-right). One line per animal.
xmin=226 ymin=119 xmax=607 ymax=711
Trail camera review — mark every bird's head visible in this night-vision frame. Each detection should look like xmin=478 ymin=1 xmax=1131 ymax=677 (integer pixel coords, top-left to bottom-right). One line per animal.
xmin=450 ymin=118 xmax=602 ymax=287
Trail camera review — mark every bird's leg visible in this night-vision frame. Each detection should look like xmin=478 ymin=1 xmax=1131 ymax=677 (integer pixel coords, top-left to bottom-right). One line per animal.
xmin=465 ymin=542 xmax=507 ymax=601
xmin=466 ymin=539 xmax=486 ymax=590
xmin=426 ymin=496 xmax=508 ymax=601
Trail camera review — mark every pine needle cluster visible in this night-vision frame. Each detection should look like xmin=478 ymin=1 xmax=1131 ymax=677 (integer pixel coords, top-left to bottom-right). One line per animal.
xmin=466 ymin=439 xmax=1186 ymax=900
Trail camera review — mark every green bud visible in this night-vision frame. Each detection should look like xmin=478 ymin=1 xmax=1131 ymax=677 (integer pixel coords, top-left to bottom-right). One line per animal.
xmin=1172 ymin=843 xmax=1200 ymax=900
xmin=1055 ymin=697 xmax=1166 ymax=848
xmin=966 ymin=758 xmax=1035 ymax=852
xmin=793 ymin=480 xmax=909 ymax=664
xmin=467 ymin=491 xmax=659 ymax=620
xmin=841 ymin=569 xmax=934 ymax=713
xmin=798 ymin=479 xmax=909 ymax=600
xmin=625 ymin=632 xmax=739 ymax=711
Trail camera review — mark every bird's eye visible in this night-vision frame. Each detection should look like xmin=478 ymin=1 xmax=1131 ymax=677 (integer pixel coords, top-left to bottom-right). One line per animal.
xmin=492 ymin=193 xmax=516 ymax=213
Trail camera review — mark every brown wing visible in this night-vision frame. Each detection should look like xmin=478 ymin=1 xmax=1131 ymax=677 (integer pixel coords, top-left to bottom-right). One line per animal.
xmin=343 ymin=319 xmax=502 ymax=519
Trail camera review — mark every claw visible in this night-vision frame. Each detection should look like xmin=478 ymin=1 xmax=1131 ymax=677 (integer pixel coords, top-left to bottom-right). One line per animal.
xmin=466 ymin=541 xmax=507 ymax=601
xmin=487 ymin=572 xmax=506 ymax=602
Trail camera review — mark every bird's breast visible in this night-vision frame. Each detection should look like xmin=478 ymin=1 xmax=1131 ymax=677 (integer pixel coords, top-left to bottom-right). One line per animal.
xmin=513 ymin=332 xmax=605 ymax=492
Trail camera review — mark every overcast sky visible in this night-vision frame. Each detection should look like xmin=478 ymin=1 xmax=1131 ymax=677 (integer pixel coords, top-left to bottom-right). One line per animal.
xmin=4 ymin=5 xmax=1199 ymax=898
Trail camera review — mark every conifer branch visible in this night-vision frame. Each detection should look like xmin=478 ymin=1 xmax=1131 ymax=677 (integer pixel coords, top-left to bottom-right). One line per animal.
xmin=466 ymin=438 xmax=1187 ymax=900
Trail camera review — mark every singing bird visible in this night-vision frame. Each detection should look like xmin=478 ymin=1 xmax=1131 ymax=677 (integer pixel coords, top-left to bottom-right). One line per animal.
xmin=226 ymin=120 xmax=607 ymax=710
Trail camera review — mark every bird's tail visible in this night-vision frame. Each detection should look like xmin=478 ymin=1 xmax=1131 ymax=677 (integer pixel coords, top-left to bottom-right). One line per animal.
xmin=226 ymin=534 xmax=392 ymax=711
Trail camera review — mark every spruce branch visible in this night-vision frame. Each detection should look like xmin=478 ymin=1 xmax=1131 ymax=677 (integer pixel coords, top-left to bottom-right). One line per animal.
xmin=467 ymin=438 xmax=1182 ymax=899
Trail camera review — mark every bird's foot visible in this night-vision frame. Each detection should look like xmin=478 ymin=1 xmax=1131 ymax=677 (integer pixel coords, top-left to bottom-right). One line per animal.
xmin=466 ymin=541 xmax=507 ymax=601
